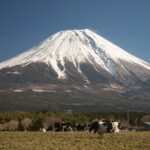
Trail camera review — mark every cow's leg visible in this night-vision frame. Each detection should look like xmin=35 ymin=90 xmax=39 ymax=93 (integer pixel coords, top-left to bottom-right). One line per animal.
xmin=110 ymin=132 xmax=115 ymax=138
xmin=98 ymin=132 xmax=104 ymax=139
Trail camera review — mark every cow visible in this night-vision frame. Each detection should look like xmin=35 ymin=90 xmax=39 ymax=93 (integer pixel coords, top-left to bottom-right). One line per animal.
xmin=54 ymin=122 xmax=62 ymax=131
xmin=54 ymin=122 xmax=72 ymax=132
xmin=75 ymin=123 xmax=87 ymax=131
xmin=89 ymin=120 xmax=119 ymax=136
xmin=61 ymin=122 xmax=72 ymax=132
xmin=39 ymin=128 xmax=46 ymax=132
xmin=112 ymin=121 xmax=120 ymax=134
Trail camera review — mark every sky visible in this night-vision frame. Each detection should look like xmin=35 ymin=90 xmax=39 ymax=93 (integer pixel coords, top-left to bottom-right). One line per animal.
xmin=0 ymin=0 xmax=150 ymax=63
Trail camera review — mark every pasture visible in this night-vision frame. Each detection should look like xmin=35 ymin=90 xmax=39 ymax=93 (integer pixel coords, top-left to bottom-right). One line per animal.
xmin=0 ymin=131 xmax=150 ymax=150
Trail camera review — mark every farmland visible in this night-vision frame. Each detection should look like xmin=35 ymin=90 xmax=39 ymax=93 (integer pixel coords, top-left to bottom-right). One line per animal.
xmin=0 ymin=131 xmax=150 ymax=150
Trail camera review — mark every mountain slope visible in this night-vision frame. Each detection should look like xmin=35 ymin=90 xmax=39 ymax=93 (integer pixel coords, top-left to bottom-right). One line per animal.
xmin=0 ymin=29 xmax=150 ymax=112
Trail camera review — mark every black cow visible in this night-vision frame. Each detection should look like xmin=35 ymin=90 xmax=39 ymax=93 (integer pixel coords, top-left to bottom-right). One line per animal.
xmin=54 ymin=122 xmax=62 ymax=131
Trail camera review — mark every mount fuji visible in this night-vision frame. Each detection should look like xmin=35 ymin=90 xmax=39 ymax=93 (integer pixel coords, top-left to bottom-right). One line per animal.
xmin=0 ymin=29 xmax=150 ymax=112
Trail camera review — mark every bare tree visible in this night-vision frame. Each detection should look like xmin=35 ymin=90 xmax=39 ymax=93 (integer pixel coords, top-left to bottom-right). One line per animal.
xmin=0 ymin=124 xmax=4 ymax=131
xmin=21 ymin=118 xmax=32 ymax=132
xmin=7 ymin=120 xmax=19 ymax=131
xmin=120 ymin=120 xmax=130 ymax=130
xmin=140 ymin=115 xmax=150 ymax=122
xmin=43 ymin=116 xmax=61 ymax=131
xmin=2 ymin=123 xmax=8 ymax=131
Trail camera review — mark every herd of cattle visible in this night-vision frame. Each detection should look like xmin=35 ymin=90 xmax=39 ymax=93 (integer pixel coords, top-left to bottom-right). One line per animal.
xmin=40 ymin=119 xmax=120 ymax=135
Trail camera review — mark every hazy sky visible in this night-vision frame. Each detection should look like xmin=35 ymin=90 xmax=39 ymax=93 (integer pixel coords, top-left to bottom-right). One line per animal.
xmin=0 ymin=0 xmax=150 ymax=62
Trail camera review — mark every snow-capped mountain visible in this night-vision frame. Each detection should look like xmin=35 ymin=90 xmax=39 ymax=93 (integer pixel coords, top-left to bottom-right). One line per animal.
xmin=0 ymin=29 xmax=150 ymax=112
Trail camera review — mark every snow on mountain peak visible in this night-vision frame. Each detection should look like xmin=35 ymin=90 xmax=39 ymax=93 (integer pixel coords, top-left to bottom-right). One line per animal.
xmin=0 ymin=29 xmax=150 ymax=79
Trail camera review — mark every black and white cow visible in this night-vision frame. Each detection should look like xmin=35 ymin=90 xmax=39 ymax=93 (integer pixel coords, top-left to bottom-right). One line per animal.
xmin=75 ymin=123 xmax=87 ymax=131
xmin=54 ymin=122 xmax=72 ymax=132
xmin=89 ymin=120 xmax=120 ymax=136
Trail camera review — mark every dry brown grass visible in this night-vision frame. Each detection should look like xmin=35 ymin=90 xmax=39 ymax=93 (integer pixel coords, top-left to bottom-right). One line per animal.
xmin=0 ymin=131 xmax=150 ymax=150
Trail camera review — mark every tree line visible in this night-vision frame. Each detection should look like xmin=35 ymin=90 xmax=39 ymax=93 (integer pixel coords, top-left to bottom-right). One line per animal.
xmin=0 ymin=111 xmax=149 ymax=131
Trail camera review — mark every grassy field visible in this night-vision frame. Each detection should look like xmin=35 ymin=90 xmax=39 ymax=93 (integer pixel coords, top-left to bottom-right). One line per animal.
xmin=0 ymin=131 xmax=150 ymax=150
